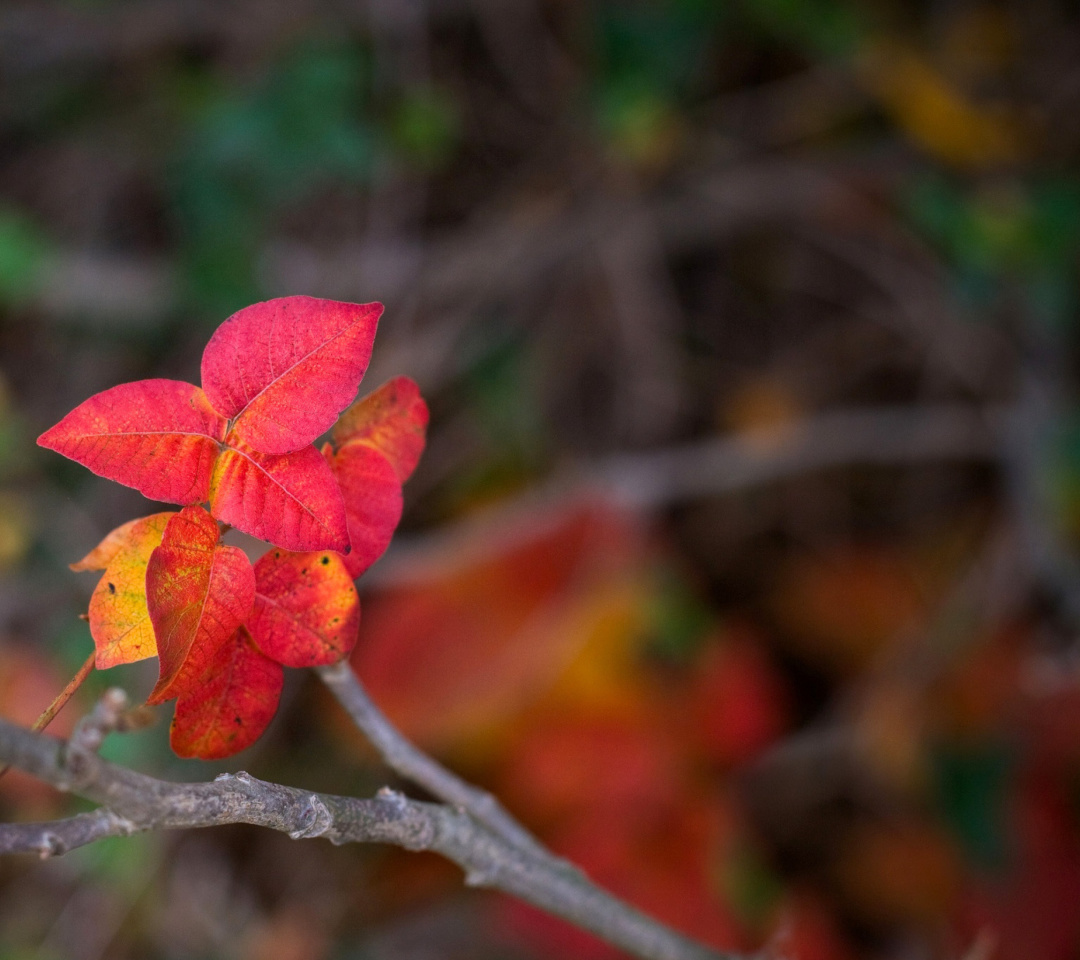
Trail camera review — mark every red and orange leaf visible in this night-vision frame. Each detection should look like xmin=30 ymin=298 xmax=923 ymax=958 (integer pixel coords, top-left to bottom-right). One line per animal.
xmin=170 ymin=627 xmax=283 ymax=759
xmin=85 ymin=512 xmax=175 ymax=669
xmin=145 ymin=505 xmax=255 ymax=704
xmin=248 ymin=549 xmax=360 ymax=667
xmin=209 ymin=438 xmax=348 ymax=552
xmin=71 ymin=516 xmax=152 ymax=572
xmin=323 ymin=441 xmax=402 ymax=579
xmin=331 ymin=376 xmax=429 ymax=483
xmin=37 ymin=380 xmax=227 ymax=505
xmin=201 ymin=296 xmax=383 ymax=455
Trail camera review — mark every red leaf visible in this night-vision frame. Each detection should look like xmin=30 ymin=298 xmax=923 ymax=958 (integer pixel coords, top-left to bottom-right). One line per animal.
xmin=332 ymin=376 xmax=428 ymax=482
xmin=145 ymin=505 xmax=255 ymax=704
xmin=209 ymin=438 xmax=349 ymax=552
xmin=37 ymin=380 xmax=227 ymax=505
xmin=170 ymin=627 xmax=283 ymax=759
xmin=249 ymin=549 xmax=360 ymax=667
xmin=83 ymin=512 xmax=175 ymax=669
xmin=323 ymin=441 xmax=402 ymax=578
xmin=201 ymin=296 xmax=383 ymax=455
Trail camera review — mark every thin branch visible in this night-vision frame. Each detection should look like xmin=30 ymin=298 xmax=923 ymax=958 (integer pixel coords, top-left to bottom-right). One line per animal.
xmin=315 ymin=661 xmax=552 ymax=861
xmin=0 ymin=809 xmax=137 ymax=858
xmin=0 ymin=704 xmax=734 ymax=960
xmin=590 ymin=403 xmax=1010 ymax=510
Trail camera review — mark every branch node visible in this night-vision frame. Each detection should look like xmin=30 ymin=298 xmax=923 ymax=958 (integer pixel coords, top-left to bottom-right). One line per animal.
xmin=70 ymin=688 xmax=129 ymax=755
xmin=289 ymin=795 xmax=333 ymax=840
xmin=376 ymin=786 xmax=408 ymax=812
xmin=37 ymin=832 xmax=65 ymax=859
xmin=464 ymin=868 xmax=494 ymax=888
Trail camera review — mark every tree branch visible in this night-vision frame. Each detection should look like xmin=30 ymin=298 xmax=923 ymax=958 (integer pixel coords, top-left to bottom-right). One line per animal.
xmin=0 ymin=809 xmax=137 ymax=857
xmin=315 ymin=661 xmax=552 ymax=859
xmin=0 ymin=700 xmax=734 ymax=960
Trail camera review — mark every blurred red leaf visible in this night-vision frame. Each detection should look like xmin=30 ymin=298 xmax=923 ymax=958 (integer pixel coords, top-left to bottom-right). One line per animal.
xmin=350 ymin=500 xmax=643 ymax=752
xmin=772 ymin=545 xmax=927 ymax=674
xmin=687 ymin=628 xmax=790 ymax=768
xmin=201 ymin=296 xmax=382 ymax=455
xmin=503 ymin=794 xmax=743 ymax=959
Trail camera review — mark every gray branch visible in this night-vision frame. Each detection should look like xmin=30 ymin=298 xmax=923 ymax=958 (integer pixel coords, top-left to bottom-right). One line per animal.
xmin=0 ymin=808 xmax=138 ymax=857
xmin=0 ymin=704 xmax=734 ymax=960
xmin=316 ymin=661 xmax=552 ymax=859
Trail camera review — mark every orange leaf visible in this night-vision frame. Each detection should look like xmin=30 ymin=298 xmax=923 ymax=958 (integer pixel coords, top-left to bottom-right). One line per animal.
xmin=332 ymin=376 xmax=429 ymax=483
xmin=37 ymin=380 xmax=227 ymax=505
xmin=82 ymin=512 xmax=175 ymax=669
xmin=201 ymin=296 xmax=383 ymax=455
xmin=209 ymin=438 xmax=349 ymax=553
xmin=170 ymin=627 xmax=283 ymax=759
xmin=249 ymin=549 xmax=360 ymax=667
xmin=71 ymin=516 xmax=152 ymax=572
xmin=322 ymin=441 xmax=402 ymax=578
xmin=145 ymin=505 xmax=255 ymax=704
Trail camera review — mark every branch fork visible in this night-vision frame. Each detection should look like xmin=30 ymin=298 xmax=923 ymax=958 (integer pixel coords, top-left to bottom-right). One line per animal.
xmin=0 ymin=674 xmax=734 ymax=960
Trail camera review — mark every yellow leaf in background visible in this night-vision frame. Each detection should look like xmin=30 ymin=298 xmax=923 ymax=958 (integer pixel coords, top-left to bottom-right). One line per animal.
xmin=722 ymin=378 xmax=803 ymax=452
xmin=0 ymin=494 xmax=30 ymax=572
xmin=858 ymin=41 xmax=1024 ymax=169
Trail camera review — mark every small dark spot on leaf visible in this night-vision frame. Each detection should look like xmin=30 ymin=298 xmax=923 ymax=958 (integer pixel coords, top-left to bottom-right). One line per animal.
xmin=234 ymin=716 xmax=242 ymax=725
xmin=107 ymin=582 xmax=116 ymax=594
xmin=301 ymin=568 xmax=307 ymax=575
xmin=275 ymin=551 xmax=280 ymax=558
xmin=320 ymin=556 xmax=329 ymax=565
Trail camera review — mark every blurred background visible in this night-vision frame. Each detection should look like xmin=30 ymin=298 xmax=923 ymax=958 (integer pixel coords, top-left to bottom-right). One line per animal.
xmin=1 ymin=0 xmax=1079 ymax=958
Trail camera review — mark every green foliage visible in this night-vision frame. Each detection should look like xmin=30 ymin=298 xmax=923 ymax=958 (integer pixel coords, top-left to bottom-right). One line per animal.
xmin=0 ymin=208 xmax=49 ymax=306
xmin=170 ymin=41 xmax=376 ymax=313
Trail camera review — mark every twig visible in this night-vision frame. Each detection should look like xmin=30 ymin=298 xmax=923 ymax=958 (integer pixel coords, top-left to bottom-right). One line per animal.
xmin=587 ymin=403 xmax=1009 ymax=509
xmin=315 ymin=661 xmax=553 ymax=861
xmin=0 ymin=809 xmax=137 ymax=858
xmin=0 ymin=709 xmax=734 ymax=960
xmin=369 ymin=402 xmax=1012 ymax=587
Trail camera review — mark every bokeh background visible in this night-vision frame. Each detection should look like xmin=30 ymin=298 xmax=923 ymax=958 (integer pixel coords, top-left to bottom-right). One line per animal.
xmin=1 ymin=1 xmax=1079 ymax=958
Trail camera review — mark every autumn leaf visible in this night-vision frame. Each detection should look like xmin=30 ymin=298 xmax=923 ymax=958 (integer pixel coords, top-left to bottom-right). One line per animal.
xmin=145 ymin=505 xmax=255 ymax=704
xmin=350 ymin=500 xmax=643 ymax=751
xmin=248 ymin=549 xmax=360 ymax=667
xmin=170 ymin=626 xmax=283 ymax=759
xmin=79 ymin=512 xmax=175 ymax=669
xmin=209 ymin=438 xmax=349 ymax=552
xmin=322 ymin=441 xmax=402 ymax=578
xmin=202 ymin=296 xmax=383 ymax=455
xmin=37 ymin=380 xmax=227 ymax=505
xmin=71 ymin=516 xmax=152 ymax=572
xmin=332 ymin=375 xmax=429 ymax=482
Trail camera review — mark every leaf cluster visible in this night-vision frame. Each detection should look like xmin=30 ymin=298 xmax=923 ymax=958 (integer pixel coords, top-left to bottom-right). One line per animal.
xmin=39 ymin=296 xmax=428 ymax=758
